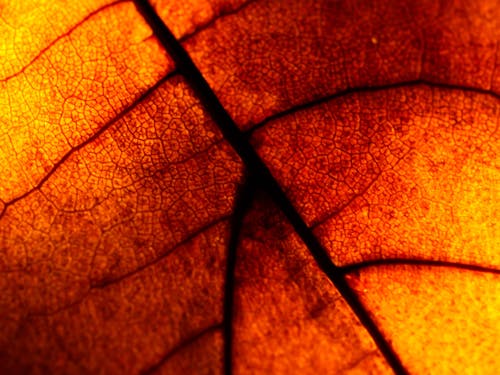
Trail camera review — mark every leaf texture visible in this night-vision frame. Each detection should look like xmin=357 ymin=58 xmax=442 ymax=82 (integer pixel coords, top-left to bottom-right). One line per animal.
xmin=0 ymin=0 xmax=498 ymax=374
xmin=233 ymin=193 xmax=390 ymax=374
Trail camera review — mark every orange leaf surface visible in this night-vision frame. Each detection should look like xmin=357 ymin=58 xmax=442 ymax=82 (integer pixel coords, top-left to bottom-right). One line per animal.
xmin=0 ymin=0 xmax=498 ymax=374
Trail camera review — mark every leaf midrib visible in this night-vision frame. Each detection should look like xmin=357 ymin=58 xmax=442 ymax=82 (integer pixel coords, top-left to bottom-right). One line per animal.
xmin=133 ymin=0 xmax=409 ymax=373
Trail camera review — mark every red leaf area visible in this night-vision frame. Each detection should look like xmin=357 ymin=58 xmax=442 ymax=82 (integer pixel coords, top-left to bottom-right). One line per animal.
xmin=0 ymin=0 xmax=498 ymax=374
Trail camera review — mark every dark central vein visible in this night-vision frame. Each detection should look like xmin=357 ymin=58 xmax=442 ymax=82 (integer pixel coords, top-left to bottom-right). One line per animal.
xmin=134 ymin=1 xmax=409 ymax=374
xmin=223 ymin=178 xmax=256 ymax=375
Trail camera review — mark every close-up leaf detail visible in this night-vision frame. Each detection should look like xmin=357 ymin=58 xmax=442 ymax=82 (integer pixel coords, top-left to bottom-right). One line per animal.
xmin=0 ymin=0 xmax=498 ymax=374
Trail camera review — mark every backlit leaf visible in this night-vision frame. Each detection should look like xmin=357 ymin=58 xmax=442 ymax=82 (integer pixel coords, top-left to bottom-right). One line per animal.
xmin=0 ymin=0 xmax=498 ymax=374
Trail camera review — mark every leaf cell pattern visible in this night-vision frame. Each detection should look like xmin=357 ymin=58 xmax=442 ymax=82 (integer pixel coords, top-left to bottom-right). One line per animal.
xmin=0 ymin=0 xmax=498 ymax=374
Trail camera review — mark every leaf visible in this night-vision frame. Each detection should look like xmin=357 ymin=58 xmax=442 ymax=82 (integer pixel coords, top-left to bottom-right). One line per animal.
xmin=0 ymin=0 xmax=498 ymax=374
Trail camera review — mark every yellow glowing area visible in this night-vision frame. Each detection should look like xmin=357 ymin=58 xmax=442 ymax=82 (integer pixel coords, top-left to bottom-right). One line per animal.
xmin=0 ymin=0 xmax=111 ymax=78
xmin=347 ymin=265 xmax=500 ymax=374
xmin=0 ymin=2 xmax=171 ymax=205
